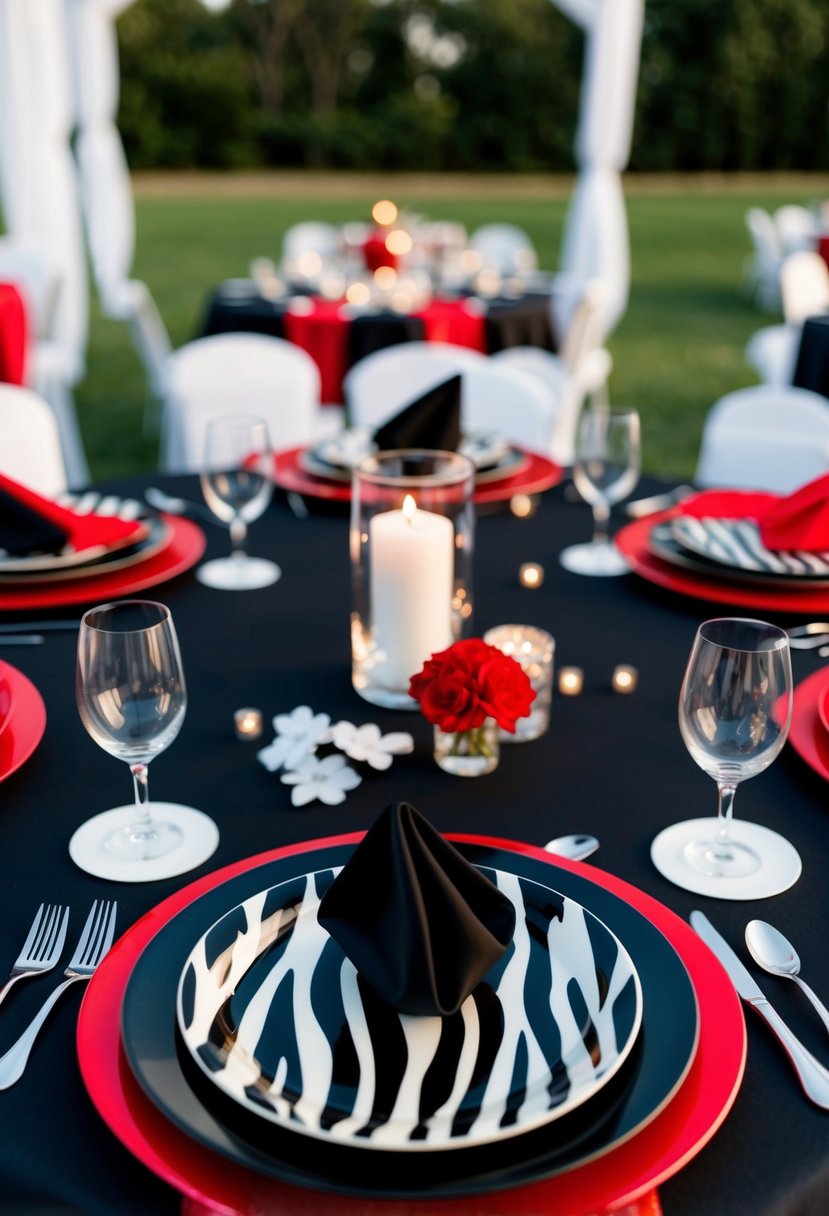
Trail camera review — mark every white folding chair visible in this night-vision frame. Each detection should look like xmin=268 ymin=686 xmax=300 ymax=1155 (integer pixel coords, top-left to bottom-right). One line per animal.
xmin=774 ymin=205 xmax=816 ymax=256
xmin=743 ymin=207 xmax=783 ymax=312
xmin=470 ymin=224 xmax=538 ymax=276
xmin=161 ymin=333 xmax=323 ymax=473
xmin=343 ymin=342 xmax=555 ymax=453
xmin=744 ymin=324 xmax=800 ymax=386
xmin=493 ymin=280 xmax=612 ymax=465
xmin=0 ymin=384 xmax=68 ymax=496
xmin=695 ymin=385 xmax=829 ymax=493
xmin=780 ymin=250 xmax=829 ymax=324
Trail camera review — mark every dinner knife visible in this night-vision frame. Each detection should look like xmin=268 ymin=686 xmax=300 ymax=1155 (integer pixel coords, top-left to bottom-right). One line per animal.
xmin=690 ymin=911 xmax=829 ymax=1109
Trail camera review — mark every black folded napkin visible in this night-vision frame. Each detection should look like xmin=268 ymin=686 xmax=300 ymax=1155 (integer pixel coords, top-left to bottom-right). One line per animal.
xmin=372 ymin=374 xmax=462 ymax=453
xmin=0 ymin=486 xmax=67 ymax=556
xmin=317 ymin=800 xmax=515 ymax=1016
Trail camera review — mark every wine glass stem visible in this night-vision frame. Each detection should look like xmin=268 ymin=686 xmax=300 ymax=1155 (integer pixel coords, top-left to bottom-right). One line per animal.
xmin=715 ymin=781 xmax=738 ymax=849
xmin=230 ymin=517 xmax=248 ymax=563
xmin=129 ymin=763 xmax=154 ymax=835
xmin=591 ymin=502 xmax=610 ymax=545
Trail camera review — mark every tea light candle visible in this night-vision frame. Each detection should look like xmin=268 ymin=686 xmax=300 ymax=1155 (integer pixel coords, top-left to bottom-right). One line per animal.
xmin=558 ymin=667 xmax=584 ymax=696
xmin=612 ymin=664 xmax=638 ymax=694
xmin=370 ymin=494 xmax=454 ymax=688
xmin=519 ymin=562 xmax=544 ymax=589
xmin=484 ymin=625 xmax=555 ymax=742
xmin=234 ymin=707 xmax=263 ymax=740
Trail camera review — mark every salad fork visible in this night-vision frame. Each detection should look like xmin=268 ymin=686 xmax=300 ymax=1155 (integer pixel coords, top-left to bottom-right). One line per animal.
xmin=0 ymin=900 xmax=116 ymax=1089
xmin=0 ymin=903 xmax=69 ymax=1010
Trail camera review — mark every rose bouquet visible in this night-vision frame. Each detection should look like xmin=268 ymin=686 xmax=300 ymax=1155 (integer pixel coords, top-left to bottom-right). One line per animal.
xmin=409 ymin=639 xmax=535 ymax=775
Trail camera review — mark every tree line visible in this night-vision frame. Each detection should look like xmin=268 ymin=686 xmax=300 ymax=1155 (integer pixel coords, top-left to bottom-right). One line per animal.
xmin=116 ymin=0 xmax=829 ymax=173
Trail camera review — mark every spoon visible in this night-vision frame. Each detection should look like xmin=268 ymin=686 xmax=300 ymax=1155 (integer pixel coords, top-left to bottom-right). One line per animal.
xmin=543 ymin=833 xmax=600 ymax=862
xmin=745 ymin=920 xmax=829 ymax=1037
xmin=144 ymin=487 xmax=223 ymax=526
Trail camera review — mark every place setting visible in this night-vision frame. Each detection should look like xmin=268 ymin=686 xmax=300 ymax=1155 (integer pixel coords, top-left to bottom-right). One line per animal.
xmin=615 ymin=471 xmax=829 ymax=613
xmin=76 ymin=800 xmax=747 ymax=1216
xmin=0 ymin=471 xmax=206 ymax=612
xmin=272 ymin=374 xmax=563 ymax=510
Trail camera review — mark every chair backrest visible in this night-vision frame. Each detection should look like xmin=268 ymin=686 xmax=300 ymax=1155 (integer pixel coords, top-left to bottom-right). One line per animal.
xmin=343 ymin=341 xmax=555 ymax=452
xmin=780 ymin=251 xmax=829 ymax=325
xmin=470 ymin=224 xmax=538 ymax=275
xmin=558 ymin=279 xmax=609 ymax=371
xmin=774 ymin=204 xmax=816 ymax=256
xmin=695 ymin=384 xmax=829 ymax=493
xmin=281 ymin=222 xmax=341 ymax=262
xmin=0 ymin=238 xmax=62 ymax=340
xmin=162 ymin=333 xmax=322 ymax=473
xmin=0 ymin=384 xmax=68 ymax=495
xmin=746 ymin=207 xmax=782 ymax=266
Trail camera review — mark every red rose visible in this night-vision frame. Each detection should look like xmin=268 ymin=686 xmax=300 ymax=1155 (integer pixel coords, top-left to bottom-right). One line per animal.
xmin=409 ymin=638 xmax=534 ymax=734
xmin=477 ymin=654 xmax=536 ymax=732
xmin=418 ymin=671 xmax=485 ymax=733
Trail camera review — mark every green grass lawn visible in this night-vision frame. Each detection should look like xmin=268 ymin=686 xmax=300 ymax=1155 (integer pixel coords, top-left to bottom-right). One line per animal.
xmin=75 ymin=172 xmax=829 ymax=482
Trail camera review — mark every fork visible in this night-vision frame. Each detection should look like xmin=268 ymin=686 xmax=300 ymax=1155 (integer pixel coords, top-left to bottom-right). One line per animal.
xmin=0 ymin=900 xmax=116 ymax=1089
xmin=0 ymin=903 xmax=69 ymax=1010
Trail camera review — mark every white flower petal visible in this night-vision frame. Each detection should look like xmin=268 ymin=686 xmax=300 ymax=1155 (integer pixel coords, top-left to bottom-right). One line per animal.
xmin=356 ymin=723 xmax=382 ymax=746
xmin=291 ymin=783 xmax=319 ymax=807
xmin=379 ymin=732 xmax=414 ymax=755
xmin=317 ymin=784 xmax=348 ymax=806
xmin=366 ymin=751 xmax=393 ymax=772
xmin=333 ymin=766 xmax=362 ymax=791
xmin=280 ymin=771 xmax=305 ymax=786
xmin=330 ymin=720 xmax=357 ymax=749
xmin=283 ymin=739 xmax=319 ymax=770
xmin=317 ymin=752 xmax=348 ymax=776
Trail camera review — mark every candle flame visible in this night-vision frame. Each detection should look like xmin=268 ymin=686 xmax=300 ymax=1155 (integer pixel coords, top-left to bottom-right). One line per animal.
xmin=403 ymin=494 xmax=417 ymax=525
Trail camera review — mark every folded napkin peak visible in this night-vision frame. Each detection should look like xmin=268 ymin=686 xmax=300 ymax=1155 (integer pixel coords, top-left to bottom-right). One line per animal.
xmin=372 ymin=374 xmax=462 ymax=454
xmin=0 ymin=473 xmax=147 ymax=558
xmin=317 ymin=800 xmax=515 ymax=1016
xmin=679 ymin=475 xmax=829 ymax=553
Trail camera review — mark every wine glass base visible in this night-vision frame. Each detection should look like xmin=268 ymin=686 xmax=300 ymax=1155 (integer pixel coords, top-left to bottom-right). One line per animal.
xmin=651 ymin=817 xmax=802 ymax=900
xmin=68 ymin=802 xmax=220 ymax=882
xmin=559 ymin=541 xmax=630 ymax=577
xmin=196 ymin=557 xmax=281 ymax=590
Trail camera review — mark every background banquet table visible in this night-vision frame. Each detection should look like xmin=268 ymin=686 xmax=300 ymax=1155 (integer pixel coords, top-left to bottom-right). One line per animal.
xmin=1 ymin=472 xmax=829 ymax=1216
xmin=199 ymin=282 xmax=556 ymax=403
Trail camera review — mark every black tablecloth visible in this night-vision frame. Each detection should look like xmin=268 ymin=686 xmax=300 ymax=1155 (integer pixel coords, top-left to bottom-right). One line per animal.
xmin=1 ymin=475 xmax=829 ymax=1216
xmin=792 ymin=313 xmax=829 ymax=399
xmin=199 ymin=283 xmax=556 ymax=392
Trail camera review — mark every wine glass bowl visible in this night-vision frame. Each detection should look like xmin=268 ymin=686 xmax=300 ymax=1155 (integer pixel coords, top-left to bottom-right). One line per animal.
xmin=197 ymin=415 xmax=281 ymax=590
xmin=560 ymin=405 xmax=641 ymax=577
xmin=70 ymin=600 xmax=219 ymax=881
xmin=651 ymin=616 xmax=801 ymax=899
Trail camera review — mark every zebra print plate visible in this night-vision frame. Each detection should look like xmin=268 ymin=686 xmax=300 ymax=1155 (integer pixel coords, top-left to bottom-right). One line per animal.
xmin=648 ymin=523 xmax=829 ymax=590
xmin=176 ymin=865 xmax=642 ymax=1152
xmin=670 ymin=516 xmax=829 ymax=582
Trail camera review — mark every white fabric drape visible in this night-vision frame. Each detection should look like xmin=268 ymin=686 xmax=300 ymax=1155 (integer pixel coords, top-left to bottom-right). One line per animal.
xmin=551 ymin=0 xmax=644 ymax=343
xmin=0 ymin=0 xmax=90 ymax=484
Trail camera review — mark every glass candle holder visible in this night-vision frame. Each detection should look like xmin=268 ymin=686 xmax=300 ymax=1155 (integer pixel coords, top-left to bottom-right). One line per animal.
xmin=351 ymin=449 xmax=476 ymax=709
xmin=484 ymin=625 xmax=555 ymax=742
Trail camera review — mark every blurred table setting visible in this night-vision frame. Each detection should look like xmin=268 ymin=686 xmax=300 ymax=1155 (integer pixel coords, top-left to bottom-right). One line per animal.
xmin=198 ymin=202 xmax=557 ymax=405
xmin=4 ymin=439 xmax=829 ymax=1216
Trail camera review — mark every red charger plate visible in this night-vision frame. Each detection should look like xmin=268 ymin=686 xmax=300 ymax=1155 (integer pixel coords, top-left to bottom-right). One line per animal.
xmin=789 ymin=667 xmax=829 ymax=781
xmin=77 ymin=833 xmax=745 ymax=1216
xmin=272 ymin=447 xmax=562 ymax=507
xmin=616 ymin=510 xmax=829 ymax=614
xmin=0 ymin=517 xmax=206 ymax=611
xmin=0 ymin=660 xmax=46 ymax=782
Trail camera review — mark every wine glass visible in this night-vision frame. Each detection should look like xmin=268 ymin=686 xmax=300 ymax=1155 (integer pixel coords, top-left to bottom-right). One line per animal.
xmin=651 ymin=617 xmax=801 ymax=900
xmin=197 ymin=415 xmax=281 ymax=590
xmin=70 ymin=600 xmax=219 ymax=881
xmin=559 ymin=405 xmax=641 ymax=577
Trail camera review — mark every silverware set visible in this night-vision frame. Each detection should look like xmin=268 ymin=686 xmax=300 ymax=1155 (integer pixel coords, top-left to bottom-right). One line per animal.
xmin=0 ymin=900 xmax=117 ymax=1089
xmin=691 ymin=911 xmax=829 ymax=1109
xmin=787 ymin=623 xmax=829 ymax=657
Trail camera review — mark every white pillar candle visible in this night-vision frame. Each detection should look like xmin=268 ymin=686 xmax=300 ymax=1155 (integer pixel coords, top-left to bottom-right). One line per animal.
xmin=369 ymin=494 xmax=454 ymax=688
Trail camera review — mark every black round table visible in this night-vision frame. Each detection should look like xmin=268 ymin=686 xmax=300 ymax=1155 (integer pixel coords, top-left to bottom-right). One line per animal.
xmin=0 ymin=474 xmax=828 ymax=1216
